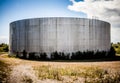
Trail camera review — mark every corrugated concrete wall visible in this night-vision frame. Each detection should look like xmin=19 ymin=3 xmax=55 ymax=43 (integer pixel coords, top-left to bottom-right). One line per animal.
xmin=9 ymin=17 xmax=111 ymax=56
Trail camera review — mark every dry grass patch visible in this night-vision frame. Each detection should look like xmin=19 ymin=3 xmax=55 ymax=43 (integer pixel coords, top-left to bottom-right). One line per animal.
xmin=0 ymin=59 xmax=11 ymax=82
xmin=33 ymin=64 xmax=120 ymax=83
xmin=0 ymin=53 xmax=120 ymax=83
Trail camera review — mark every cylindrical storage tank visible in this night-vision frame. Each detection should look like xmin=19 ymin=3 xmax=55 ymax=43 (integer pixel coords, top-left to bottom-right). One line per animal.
xmin=9 ymin=17 xmax=111 ymax=57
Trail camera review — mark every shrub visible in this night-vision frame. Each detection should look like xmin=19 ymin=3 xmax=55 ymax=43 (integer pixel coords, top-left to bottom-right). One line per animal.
xmin=51 ymin=51 xmax=59 ymax=60
xmin=22 ymin=50 xmax=27 ymax=59
xmin=28 ymin=52 xmax=35 ymax=60
xmin=70 ymin=51 xmax=109 ymax=60
xmin=40 ymin=52 xmax=47 ymax=60
xmin=0 ymin=43 xmax=9 ymax=52
xmin=108 ymin=46 xmax=116 ymax=57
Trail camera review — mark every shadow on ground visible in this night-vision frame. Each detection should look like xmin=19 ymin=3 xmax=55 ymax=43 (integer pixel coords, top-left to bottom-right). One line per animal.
xmin=20 ymin=56 xmax=120 ymax=62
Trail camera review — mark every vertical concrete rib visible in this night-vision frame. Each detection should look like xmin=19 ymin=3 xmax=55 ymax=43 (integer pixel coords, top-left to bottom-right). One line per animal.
xmin=56 ymin=18 xmax=57 ymax=52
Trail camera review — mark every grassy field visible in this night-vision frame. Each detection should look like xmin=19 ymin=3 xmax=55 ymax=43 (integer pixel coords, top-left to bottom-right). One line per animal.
xmin=0 ymin=53 xmax=120 ymax=83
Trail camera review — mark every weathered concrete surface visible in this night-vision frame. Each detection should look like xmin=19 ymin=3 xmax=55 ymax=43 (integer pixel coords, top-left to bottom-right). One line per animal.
xmin=9 ymin=17 xmax=111 ymax=55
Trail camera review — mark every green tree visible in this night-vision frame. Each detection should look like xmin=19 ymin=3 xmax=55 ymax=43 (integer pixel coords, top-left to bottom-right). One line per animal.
xmin=0 ymin=43 xmax=9 ymax=52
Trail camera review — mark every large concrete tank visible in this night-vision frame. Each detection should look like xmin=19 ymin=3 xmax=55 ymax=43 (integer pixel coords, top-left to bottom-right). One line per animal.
xmin=9 ymin=17 xmax=111 ymax=57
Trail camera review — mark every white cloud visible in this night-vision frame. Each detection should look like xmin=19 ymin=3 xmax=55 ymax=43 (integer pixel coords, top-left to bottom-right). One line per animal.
xmin=0 ymin=36 xmax=9 ymax=44
xmin=68 ymin=0 xmax=120 ymax=43
xmin=111 ymin=27 xmax=120 ymax=43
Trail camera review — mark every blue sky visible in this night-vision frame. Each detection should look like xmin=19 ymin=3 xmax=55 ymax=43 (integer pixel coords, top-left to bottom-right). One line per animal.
xmin=0 ymin=0 xmax=86 ymax=44
xmin=0 ymin=0 xmax=120 ymax=44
